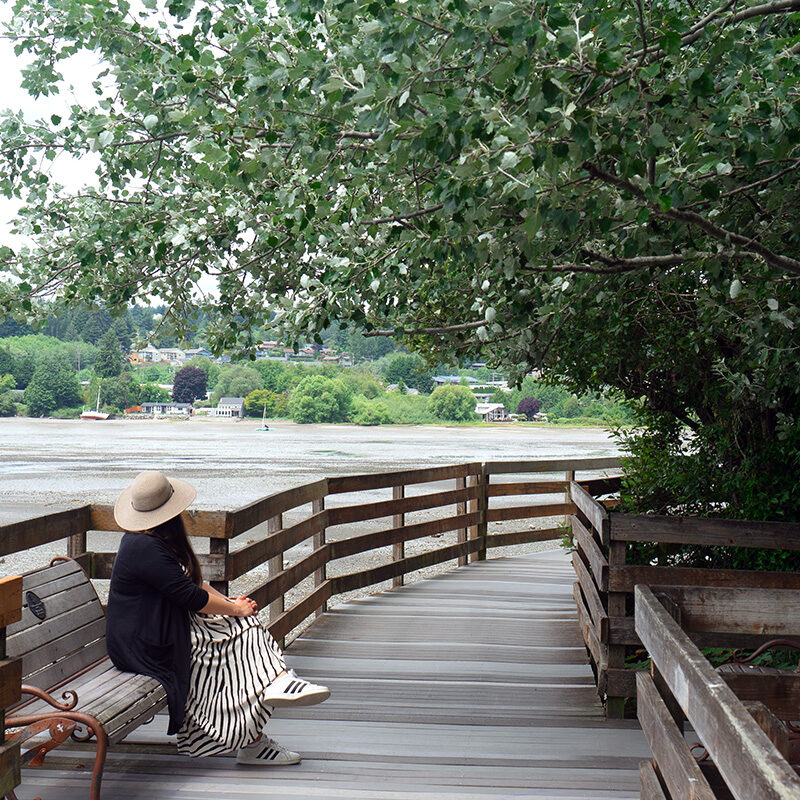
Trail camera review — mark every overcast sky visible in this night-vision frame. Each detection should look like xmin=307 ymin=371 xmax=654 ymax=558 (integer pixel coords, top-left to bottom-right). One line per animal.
xmin=0 ymin=6 xmax=102 ymax=247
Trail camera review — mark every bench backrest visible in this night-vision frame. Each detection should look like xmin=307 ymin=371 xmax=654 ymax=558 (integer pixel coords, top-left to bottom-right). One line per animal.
xmin=6 ymin=559 xmax=107 ymax=692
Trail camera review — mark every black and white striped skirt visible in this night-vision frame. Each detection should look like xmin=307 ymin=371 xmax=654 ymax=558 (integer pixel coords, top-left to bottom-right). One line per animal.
xmin=177 ymin=614 xmax=286 ymax=757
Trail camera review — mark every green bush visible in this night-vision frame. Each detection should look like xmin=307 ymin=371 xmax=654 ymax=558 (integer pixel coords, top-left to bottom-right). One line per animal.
xmin=289 ymin=375 xmax=352 ymax=423
xmin=426 ymin=384 xmax=477 ymax=421
xmin=51 ymin=406 xmax=82 ymax=419
xmin=379 ymin=393 xmax=435 ymax=424
xmin=351 ymin=396 xmax=392 ymax=425
xmin=24 ymin=357 xmax=82 ymax=416
xmin=0 ymin=393 xmax=17 ymax=417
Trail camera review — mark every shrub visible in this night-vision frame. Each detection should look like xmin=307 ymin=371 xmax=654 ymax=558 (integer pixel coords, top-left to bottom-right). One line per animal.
xmin=426 ymin=384 xmax=477 ymax=421
xmin=289 ymin=375 xmax=352 ymax=423
xmin=351 ymin=396 xmax=392 ymax=425
xmin=0 ymin=393 xmax=16 ymax=417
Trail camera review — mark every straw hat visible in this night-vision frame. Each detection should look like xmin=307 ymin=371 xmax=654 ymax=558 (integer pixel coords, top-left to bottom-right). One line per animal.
xmin=114 ymin=471 xmax=196 ymax=531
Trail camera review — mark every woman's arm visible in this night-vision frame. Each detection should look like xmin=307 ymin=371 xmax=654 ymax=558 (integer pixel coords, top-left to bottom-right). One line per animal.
xmin=199 ymin=592 xmax=256 ymax=617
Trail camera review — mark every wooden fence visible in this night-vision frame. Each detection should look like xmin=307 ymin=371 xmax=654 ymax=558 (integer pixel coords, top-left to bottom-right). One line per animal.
xmin=635 ymin=584 xmax=800 ymax=800
xmin=571 ymin=488 xmax=800 ymax=716
xmin=0 ymin=457 xmax=619 ymax=645
xmin=0 ymin=576 xmax=22 ymax=796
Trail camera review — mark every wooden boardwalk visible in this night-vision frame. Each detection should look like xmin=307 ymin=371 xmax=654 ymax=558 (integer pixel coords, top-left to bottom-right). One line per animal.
xmin=15 ymin=550 xmax=649 ymax=799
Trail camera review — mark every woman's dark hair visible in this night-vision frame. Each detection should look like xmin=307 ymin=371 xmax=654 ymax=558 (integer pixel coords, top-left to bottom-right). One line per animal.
xmin=149 ymin=515 xmax=203 ymax=586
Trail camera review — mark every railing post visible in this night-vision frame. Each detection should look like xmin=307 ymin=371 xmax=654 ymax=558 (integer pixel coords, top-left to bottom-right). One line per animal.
xmin=209 ymin=536 xmax=229 ymax=597
xmin=312 ymin=497 xmax=326 ymax=616
xmin=392 ymin=485 xmax=405 ymax=587
xmin=0 ymin=576 xmax=22 ymax=798
xmin=476 ymin=465 xmax=488 ymax=561
xmin=605 ymin=517 xmax=626 ymax=718
xmin=67 ymin=530 xmax=87 ymax=563
xmin=565 ymin=469 xmax=575 ymax=528
xmin=456 ymin=475 xmax=467 ymax=566
xmin=268 ymin=513 xmax=284 ymax=622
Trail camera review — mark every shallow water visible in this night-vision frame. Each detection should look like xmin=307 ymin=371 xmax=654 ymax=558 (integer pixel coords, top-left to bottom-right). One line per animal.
xmin=0 ymin=417 xmax=617 ymax=515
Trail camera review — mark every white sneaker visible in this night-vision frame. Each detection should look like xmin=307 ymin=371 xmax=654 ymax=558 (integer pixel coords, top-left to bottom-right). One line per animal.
xmin=262 ymin=669 xmax=330 ymax=707
xmin=236 ymin=736 xmax=301 ymax=766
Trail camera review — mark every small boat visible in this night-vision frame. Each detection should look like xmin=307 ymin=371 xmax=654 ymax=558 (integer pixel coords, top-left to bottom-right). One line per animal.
xmin=81 ymin=388 xmax=110 ymax=420
xmin=256 ymin=401 xmax=270 ymax=432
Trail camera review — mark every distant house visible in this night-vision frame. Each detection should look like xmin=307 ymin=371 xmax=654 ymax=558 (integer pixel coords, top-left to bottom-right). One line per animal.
xmin=475 ymin=403 xmax=509 ymax=422
xmin=472 ymin=391 xmax=495 ymax=404
xmin=214 ymin=397 xmax=245 ymax=418
xmin=433 ymin=375 xmax=479 ymax=386
xmin=133 ymin=343 xmax=163 ymax=363
xmin=141 ymin=401 xmax=193 ymax=416
xmin=184 ymin=347 xmax=213 ymax=360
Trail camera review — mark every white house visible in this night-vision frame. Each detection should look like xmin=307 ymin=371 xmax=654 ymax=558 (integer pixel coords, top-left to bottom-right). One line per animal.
xmin=475 ymin=403 xmax=510 ymax=422
xmin=141 ymin=401 xmax=193 ymax=416
xmin=214 ymin=397 xmax=245 ymax=418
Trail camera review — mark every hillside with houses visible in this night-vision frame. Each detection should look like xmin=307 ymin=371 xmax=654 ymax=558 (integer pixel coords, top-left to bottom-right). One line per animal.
xmin=0 ymin=308 xmax=632 ymax=425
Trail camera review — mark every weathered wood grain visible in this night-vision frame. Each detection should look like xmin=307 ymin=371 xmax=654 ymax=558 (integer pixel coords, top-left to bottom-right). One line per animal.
xmin=609 ymin=564 xmax=800 ymax=593
xmin=571 ymin=551 xmax=607 ymax=642
xmin=227 ymin=511 xmax=327 ymax=579
xmin=635 ymin=585 xmax=800 ymax=800
xmin=570 ymin=482 xmax=609 ymax=544
xmin=611 ymin=513 xmax=800 ymax=550
xmin=90 ymin=504 xmax=229 ymax=539
xmin=486 ymin=503 xmax=574 ymax=523
xmin=639 ymin=760 xmax=668 ymax=800
xmin=0 ymin=506 xmax=91 ymax=557
xmin=571 ymin=515 xmax=608 ymax=592
xmin=328 ymin=484 xmax=481 ymax=527
xmin=636 ymin=671 xmax=715 ymax=800
xmin=0 ymin=576 xmax=22 ymax=628
xmin=485 ymin=528 xmax=562 ymax=549
xmin=484 ymin=458 xmax=620 ymax=475
xmin=655 ymin=585 xmax=800 ymax=638
xmin=329 ymin=512 xmax=480 ymax=560
xmin=327 ymin=463 xmax=482 ymax=494
xmin=229 ymin=480 xmax=328 ymax=536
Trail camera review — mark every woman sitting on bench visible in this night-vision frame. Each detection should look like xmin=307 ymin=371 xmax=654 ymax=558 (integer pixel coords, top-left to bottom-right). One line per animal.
xmin=106 ymin=470 xmax=329 ymax=766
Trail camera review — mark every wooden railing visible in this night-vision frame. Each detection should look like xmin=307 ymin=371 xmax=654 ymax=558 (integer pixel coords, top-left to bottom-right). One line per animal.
xmin=0 ymin=457 xmax=620 ymax=646
xmin=571 ymin=490 xmax=800 ymax=717
xmin=635 ymin=584 xmax=800 ymax=800
xmin=0 ymin=576 xmax=21 ymax=797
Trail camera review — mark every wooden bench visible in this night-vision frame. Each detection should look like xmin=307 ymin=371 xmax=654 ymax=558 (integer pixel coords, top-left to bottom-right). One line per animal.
xmin=3 ymin=558 xmax=167 ymax=800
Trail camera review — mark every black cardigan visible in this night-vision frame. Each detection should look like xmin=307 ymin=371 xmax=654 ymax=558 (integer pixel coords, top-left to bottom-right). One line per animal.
xmin=106 ymin=532 xmax=209 ymax=734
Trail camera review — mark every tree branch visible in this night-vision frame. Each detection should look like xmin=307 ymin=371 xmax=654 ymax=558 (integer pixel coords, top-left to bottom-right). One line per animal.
xmin=360 ymin=204 xmax=443 ymax=226
xmin=582 ymin=162 xmax=800 ymax=276
xmin=364 ymin=320 xmax=485 ymax=337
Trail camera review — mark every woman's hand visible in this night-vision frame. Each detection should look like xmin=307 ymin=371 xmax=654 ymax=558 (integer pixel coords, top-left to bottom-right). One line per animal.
xmin=231 ymin=596 xmax=258 ymax=617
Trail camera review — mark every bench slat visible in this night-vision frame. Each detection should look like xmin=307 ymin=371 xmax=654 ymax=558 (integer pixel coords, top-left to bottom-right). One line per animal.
xmin=8 ymin=599 xmax=104 ymax=657
xmin=18 ymin=560 xmax=83 ymax=591
xmin=107 ymin=690 xmax=168 ymax=744
xmin=20 ymin=618 xmax=106 ymax=678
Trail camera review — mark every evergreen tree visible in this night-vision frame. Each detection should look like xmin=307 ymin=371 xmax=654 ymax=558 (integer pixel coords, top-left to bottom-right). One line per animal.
xmin=80 ymin=310 xmax=113 ymax=344
xmin=0 ymin=347 xmax=14 ymax=377
xmin=94 ymin=329 xmax=123 ymax=378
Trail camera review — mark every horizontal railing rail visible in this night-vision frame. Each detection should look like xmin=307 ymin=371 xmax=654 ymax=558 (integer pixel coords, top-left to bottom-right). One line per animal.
xmin=0 ymin=457 xmax=620 ymax=645
xmin=635 ymin=584 xmax=800 ymax=800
